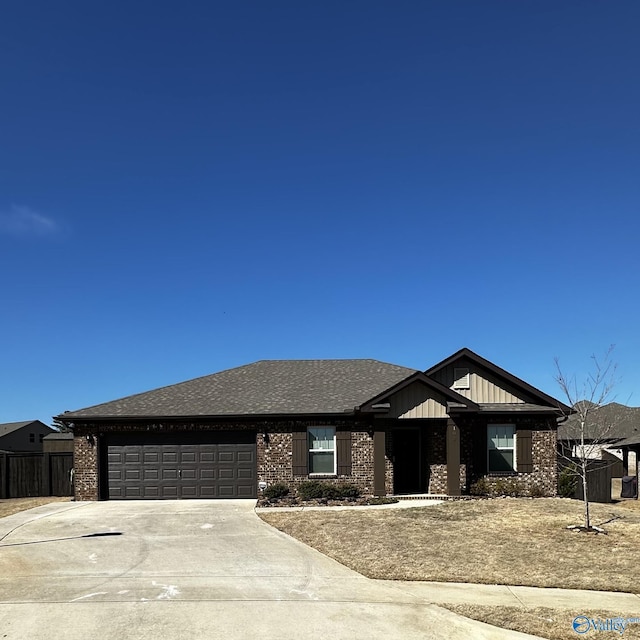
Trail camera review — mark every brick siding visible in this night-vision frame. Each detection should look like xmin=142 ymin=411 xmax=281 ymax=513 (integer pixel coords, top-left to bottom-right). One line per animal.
xmin=72 ymin=415 xmax=559 ymax=500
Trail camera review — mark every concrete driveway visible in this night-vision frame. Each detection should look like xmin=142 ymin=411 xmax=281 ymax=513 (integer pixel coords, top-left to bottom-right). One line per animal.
xmin=0 ymin=500 xmax=541 ymax=639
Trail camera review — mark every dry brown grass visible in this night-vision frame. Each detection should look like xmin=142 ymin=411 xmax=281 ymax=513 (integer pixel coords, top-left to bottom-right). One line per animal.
xmin=259 ymin=497 xmax=640 ymax=592
xmin=0 ymin=497 xmax=71 ymax=519
xmin=444 ymin=605 xmax=640 ymax=640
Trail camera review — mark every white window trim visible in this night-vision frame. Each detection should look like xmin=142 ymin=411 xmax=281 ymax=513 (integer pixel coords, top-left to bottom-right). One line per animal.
xmin=487 ymin=423 xmax=517 ymax=474
xmin=308 ymin=427 xmax=337 ymax=476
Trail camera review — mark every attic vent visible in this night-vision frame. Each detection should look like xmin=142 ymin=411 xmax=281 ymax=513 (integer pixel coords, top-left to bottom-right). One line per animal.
xmin=453 ymin=368 xmax=470 ymax=390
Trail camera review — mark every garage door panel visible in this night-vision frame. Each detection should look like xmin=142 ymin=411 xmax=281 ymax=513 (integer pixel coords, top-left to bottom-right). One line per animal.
xmin=107 ymin=433 xmax=256 ymax=500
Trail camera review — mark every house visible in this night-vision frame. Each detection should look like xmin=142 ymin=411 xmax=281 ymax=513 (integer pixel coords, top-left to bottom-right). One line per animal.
xmin=557 ymin=403 xmax=640 ymax=476
xmin=0 ymin=420 xmax=54 ymax=452
xmin=57 ymin=348 xmax=570 ymax=501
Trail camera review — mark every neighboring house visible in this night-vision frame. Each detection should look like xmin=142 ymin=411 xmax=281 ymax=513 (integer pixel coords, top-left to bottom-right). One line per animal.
xmin=557 ymin=403 xmax=640 ymax=476
xmin=0 ymin=420 xmax=54 ymax=452
xmin=58 ymin=348 xmax=571 ymax=502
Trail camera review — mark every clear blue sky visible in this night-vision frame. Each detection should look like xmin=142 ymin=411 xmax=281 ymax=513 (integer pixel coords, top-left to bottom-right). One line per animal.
xmin=2 ymin=1 xmax=639 ymax=424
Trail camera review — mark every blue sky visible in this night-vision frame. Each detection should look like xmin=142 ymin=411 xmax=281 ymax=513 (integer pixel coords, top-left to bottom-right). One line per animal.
xmin=2 ymin=1 xmax=639 ymax=424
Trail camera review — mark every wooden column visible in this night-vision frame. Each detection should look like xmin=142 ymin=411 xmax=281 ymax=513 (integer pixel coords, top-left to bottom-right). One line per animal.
xmin=622 ymin=448 xmax=629 ymax=477
xmin=446 ymin=419 xmax=461 ymax=496
xmin=373 ymin=429 xmax=386 ymax=496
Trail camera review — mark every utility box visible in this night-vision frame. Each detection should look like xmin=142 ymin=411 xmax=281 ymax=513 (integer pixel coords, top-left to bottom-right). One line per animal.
xmin=621 ymin=475 xmax=638 ymax=499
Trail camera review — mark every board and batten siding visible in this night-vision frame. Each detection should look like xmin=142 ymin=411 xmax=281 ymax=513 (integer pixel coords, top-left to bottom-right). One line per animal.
xmin=387 ymin=382 xmax=448 ymax=419
xmin=430 ymin=363 xmax=534 ymax=404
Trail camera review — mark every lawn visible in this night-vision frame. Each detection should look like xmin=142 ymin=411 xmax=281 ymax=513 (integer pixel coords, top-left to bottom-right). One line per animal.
xmin=259 ymin=497 xmax=640 ymax=593
xmin=260 ymin=497 xmax=640 ymax=640
xmin=444 ymin=606 xmax=640 ymax=640
xmin=0 ymin=497 xmax=71 ymax=519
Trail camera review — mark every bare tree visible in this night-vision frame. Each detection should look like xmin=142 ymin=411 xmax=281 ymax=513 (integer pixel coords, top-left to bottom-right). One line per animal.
xmin=555 ymin=346 xmax=618 ymax=530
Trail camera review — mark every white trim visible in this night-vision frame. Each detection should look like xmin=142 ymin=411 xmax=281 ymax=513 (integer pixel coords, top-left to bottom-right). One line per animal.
xmin=487 ymin=423 xmax=517 ymax=473
xmin=307 ymin=426 xmax=337 ymax=475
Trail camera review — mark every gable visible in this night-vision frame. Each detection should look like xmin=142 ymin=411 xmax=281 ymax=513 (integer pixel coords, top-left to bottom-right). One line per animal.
xmin=429 ymin=358 xmax=534 ymax=404
xmin=386 ymin=381 xmax=449 ymax=419
xmin=425 ymin=348 xmax=572 ymax=413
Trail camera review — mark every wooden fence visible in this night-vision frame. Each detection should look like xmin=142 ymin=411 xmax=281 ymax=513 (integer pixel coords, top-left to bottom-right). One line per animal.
xmin=560 ymin=458 xmax=613 ymax=504
xmin=0 ymin=452 xmax=74 ymax=499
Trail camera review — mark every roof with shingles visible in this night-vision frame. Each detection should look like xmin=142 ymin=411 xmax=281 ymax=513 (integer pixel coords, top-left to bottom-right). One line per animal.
xmin=558 ymin=402 xmax=640 ymax=441
xmin=61 ymin=359 xmax=418 ymax=419
xmin=0 ymin=420 xmax=52 ymax=437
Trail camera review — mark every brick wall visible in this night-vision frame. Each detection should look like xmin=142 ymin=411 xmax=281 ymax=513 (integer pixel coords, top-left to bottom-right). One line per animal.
xmin=461 ymin=416 xmax=558 ymax=497
xmin=72 ymin=415 xmax=559 ymax=500
xmin=73 ymin=425 xmax=99 ymax=501
xmin=258 ymin=422 xmax=375 ymax=494
xmin=72 ymin=418 xmax=375 ymax=500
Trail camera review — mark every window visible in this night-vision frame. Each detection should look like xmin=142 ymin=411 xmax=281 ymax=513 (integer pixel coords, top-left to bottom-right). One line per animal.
xmin=453 ymin=367 xmax=470 ymax=390
xmin=29 ymin=433 xmax=35 ymax=443
xmin=308 ymin=427 xmax=336 ymax=474
xmin=488 ymin=424 xmax=516 ymax=473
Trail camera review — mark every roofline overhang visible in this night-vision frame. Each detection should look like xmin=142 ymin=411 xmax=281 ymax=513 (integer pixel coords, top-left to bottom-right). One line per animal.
xmin=55 ymin=411 xmax=367 ymax=425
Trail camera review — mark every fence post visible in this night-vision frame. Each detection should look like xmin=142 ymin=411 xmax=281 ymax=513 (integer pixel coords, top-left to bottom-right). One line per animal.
xmin=0 ymin=452 xmax=6 ymax=499
xmin=42 ymin=452 xmax=51 ymax=497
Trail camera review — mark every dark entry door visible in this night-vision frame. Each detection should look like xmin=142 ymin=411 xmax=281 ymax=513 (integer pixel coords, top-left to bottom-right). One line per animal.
xmin=107 ymin=431 xmax=256 ymax=500
xmin=393 ymin=429 xmax=422 ymax=494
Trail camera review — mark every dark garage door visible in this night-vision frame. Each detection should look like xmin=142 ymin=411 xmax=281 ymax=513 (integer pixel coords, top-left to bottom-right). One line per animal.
xmin=107 ymin=431 xmax=256 ymax=499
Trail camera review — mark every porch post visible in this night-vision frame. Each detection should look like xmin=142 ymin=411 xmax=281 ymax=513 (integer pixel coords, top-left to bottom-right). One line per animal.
xmin=373 ymin=429 xmax=386 ymax=496
xmin=622 ymin=447 xmax=629 ymax=477
xmin=446 ymin=419 xmax=461 ymax=496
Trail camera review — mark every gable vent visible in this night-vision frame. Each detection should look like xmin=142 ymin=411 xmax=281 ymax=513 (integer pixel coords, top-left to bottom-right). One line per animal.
xmin=453 ymin=368 xmax=470 ymax=390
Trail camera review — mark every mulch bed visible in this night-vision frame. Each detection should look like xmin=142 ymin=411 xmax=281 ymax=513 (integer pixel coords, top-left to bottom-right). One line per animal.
xmin=256 ymin=495 xmax=398 ymax=508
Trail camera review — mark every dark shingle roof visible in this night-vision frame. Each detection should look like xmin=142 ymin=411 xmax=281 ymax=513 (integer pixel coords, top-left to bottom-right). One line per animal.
xmin=43 ymin=432 xmax=73 ymax=440
xmin=61 ymin=359 xmax=418 ymax=419
xmin=557 ymin=402 xmax=640 ymax=441
xmin=0 ymin=420 xmax=49 ymax=437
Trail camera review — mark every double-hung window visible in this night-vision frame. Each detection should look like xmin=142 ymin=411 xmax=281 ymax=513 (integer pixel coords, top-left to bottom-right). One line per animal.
xmin=488 ymin=424 xmax=516 ymax=473
xmin=308 ymin=427 xmax=336 ymax=475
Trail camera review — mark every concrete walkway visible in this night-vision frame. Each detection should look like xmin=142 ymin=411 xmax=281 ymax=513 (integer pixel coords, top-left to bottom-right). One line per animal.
xmin=0 ymin=500 xmax=638 ymax=639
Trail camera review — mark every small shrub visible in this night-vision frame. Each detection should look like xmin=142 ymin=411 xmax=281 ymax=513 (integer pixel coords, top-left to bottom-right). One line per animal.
xmin=558 ymin=466 xmax=579 ymax=498
xmin=296 ymin=481 xmax=361 ymax=501
xmin=528 ymin=484 xmax=546 ymax=498
xmin=335 ymin=483 xmax=360 ymax=499
xmin=493 ymin=477 xmax=525 ymax=497
xmin=470 ymin=478 xmax=490 ymax=496
xmin=297 ymin=480 xmax=325 ymax=500
xmin=263 ymin=482 xmax=289 ymax=500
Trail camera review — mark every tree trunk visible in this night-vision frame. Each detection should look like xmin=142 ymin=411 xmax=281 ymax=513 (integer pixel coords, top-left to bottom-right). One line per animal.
xmin=582 ymin=459 xmax=591 ymax=529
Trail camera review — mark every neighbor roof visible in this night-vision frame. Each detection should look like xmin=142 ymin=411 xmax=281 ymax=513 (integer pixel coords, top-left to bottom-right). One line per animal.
xmin=558 ymin=402 xmax=640 ymax=441
xmin=0 ymin=420 xmax=50 ymax=437
xmin=60 ymin=359 xmax=418 ymax=419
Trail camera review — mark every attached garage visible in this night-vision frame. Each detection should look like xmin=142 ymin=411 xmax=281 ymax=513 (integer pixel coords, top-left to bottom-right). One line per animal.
xmin=105 ymin=431 xmax=256 ymax=500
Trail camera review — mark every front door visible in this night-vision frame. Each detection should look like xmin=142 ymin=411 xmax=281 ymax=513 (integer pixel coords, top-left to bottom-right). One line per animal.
xmin=393 ymin=428 xmax=422 ymax=494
